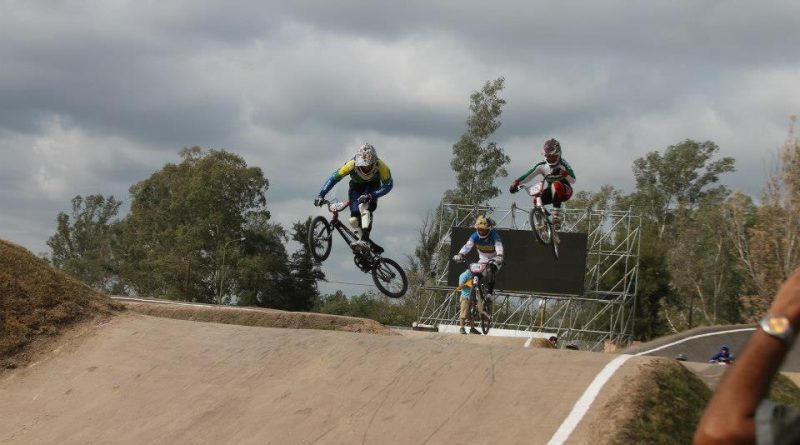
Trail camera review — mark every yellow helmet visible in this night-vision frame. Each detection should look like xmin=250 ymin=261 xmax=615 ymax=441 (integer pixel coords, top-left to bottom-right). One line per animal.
xmin=474 ymin=215 xmax=490 ymax=238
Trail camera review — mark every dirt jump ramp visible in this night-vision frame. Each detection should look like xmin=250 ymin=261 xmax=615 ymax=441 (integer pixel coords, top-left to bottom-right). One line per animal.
xmin=1 ymin=314 xmax=645 ymax=445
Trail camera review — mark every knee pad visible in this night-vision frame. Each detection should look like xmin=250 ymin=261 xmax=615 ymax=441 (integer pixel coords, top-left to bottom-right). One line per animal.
xmin=359 ymin=203 xmax=372 ymax=229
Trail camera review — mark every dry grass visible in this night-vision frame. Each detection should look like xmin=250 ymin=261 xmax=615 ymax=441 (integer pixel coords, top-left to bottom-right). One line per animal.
xmin=0 ymin=239 xmax=120 ymax=367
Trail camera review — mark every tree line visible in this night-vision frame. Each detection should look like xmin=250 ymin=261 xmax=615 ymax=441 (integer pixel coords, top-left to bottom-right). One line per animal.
xmin=46 ymin=147 xmax=323 ymax=311
xmin=44 ymin=78 xmax=799 ymax=340
xmin=407 ymin=79 xmax=799 ymax=341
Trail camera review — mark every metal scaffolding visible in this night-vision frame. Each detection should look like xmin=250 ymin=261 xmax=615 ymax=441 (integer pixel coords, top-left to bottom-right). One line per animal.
xmin=414 ymin=203 xmax=641 ymax=351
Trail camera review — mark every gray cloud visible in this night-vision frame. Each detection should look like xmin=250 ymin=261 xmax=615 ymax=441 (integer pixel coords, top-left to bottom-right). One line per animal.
xmin=1 ymin=0 xmax=797 ymax=294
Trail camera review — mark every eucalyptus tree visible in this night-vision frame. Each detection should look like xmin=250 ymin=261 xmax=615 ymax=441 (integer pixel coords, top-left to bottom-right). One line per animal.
xmin=47 ymin=194 xmax=122 ymax=293
xmin=115 ymin=147 xmax=288 ymax=304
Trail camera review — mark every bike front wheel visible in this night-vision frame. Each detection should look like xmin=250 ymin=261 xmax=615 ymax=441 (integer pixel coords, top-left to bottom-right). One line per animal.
xmin=308 ymin=216 xmax=333 ymax=262
xmin=529 ymin=207 xmax=553 ymax=245
xmin=371 ymin=257 xmax=408 ymax=298
xmin=551 ymin=231 xmax=560 ymax=260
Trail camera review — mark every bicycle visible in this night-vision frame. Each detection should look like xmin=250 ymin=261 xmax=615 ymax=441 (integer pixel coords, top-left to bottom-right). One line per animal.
xmin=308 ymin=198 xmax=408 ymax=298
xmin=516 ymin=181 xmax=560 ymax=260
xmin=453 ymin=258 xmax=495 ymax=334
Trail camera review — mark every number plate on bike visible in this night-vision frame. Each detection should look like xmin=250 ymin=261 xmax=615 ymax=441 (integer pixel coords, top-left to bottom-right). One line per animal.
xmin=469 ymin=263 xmax=486 ymax=274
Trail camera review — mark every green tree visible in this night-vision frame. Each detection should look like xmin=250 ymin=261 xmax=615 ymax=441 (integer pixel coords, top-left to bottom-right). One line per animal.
xmin=283 ymin=218 xmax=325 ymax=311
xmin=725 ymin=118 xmax=800 ymax=320
xmin=624 ymin=139 xmax=735 ymax=337
xmin=664 ymin=192 xmax=743 ymax=330
xmin=47 ymin=194 xmax=123 ymax=293
xmin=411 ymin=77 xmax=510 ymax=289
xmin=443 ymin=77 xmax=510 ymax=206
xmin=630 ymin=139 xmax=735 ymax=240
xmin=235 ymin=217 xmax=293 ymax=308
xmin=114 ymin=147 xmax=287 ymax=304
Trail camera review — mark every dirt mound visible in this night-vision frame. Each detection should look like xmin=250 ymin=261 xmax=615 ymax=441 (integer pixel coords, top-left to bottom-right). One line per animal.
xmin=605 ymin=358 xmax=711 ymax=444
xmin=0 ymin=239 xmax=119 ymax=367
xmin=120 ymin=298 xmax=391 ymax=334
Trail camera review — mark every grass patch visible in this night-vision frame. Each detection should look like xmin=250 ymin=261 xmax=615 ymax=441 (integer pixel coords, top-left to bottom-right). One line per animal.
xmin=613 ymin=358 xmax=711 ymax=445
xmin=0 ymin=239 xmax=120 ymax=365
xmin=768 ymin=373 xmax=800 ymax=410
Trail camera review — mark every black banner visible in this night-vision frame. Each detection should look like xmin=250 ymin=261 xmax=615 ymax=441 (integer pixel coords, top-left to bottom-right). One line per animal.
xmin=447 ymin=228 xmax=588 ymax=295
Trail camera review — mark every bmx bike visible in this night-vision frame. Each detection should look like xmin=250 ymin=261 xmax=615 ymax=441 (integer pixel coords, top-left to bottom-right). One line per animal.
xmin=517 ymin=181 xmax=560 ymax=260
xmin=454 ymin=258 xmax=495 ymax=334
xmin=308 ymin=198 xmax=408 ymax=298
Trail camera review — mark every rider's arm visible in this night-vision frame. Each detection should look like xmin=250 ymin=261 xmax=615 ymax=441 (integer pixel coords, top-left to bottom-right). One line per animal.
xmin=493 ymin=232 xmax=504 ymax=257
xmin=370 ymin=160 xmax=394 ymax=198
xmin=319 ymin=160 xmax=355 ymax=197
xmin=559 ymin=159 xmax=577 ymax=185
xmin=457 ymin=234 xmax=477 ymax=257
xmin=513 ymin=162 xmax=547 ymax=186
xmin=694 ymin=268 xmax=800 ymax=445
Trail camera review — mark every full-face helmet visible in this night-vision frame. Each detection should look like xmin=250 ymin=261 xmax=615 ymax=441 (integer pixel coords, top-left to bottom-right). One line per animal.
xmin=543 ymin=138 xmax=561 ymax=167
xmin=355 ymin=143 xmax=377 ymax=177
xmin=474 ymin=215 xmax=491 ymax=239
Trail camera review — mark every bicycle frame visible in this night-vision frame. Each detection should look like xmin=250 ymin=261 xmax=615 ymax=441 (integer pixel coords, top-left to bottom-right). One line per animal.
xmin=466 ymin=263 xmax=491 ymax=316
xmin=324 ymin=201 xmax=361 ymax=248
xmin=321 ymin=199 xmax=381 ymax=272
xmin=522 ymin=180 xmax=549 ymax=212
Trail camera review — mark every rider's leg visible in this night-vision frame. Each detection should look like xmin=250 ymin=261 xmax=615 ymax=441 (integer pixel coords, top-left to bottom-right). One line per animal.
xmin=483 ymin=262 xmax=499 ymax=295
xmin=543 ymin=186 xmax=562 ymax=230
xmin=361 ymin=199 xmax=385 ymax=253
xmin=459 ymin=297 xmax=468 ymax=334
xmin=348 ymin=186 xmax=371 ymax=248
xmin=550 ymin=182 xmax=573 ymax=231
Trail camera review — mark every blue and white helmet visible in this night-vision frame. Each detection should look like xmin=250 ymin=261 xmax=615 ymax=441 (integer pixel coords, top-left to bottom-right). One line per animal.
xmin=355 ymin=143 xmax=377 ymax=178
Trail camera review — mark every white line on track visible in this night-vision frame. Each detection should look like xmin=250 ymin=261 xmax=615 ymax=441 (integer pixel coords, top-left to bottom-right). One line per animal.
xmin=545 ymin=326 xmax=757 ymax=444
xmin=546 ymin=354 xmax=632 ymax=445
xmin=632 ymin=327 xmax=756 ymax=356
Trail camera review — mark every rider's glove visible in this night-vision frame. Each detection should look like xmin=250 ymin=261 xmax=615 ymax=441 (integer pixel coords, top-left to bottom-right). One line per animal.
xmin=452 ymin=254 xmax=464 ymax=263
xmin=491 ymin=255 xmax=504 ymax=266
xmin=314 ymin=195 xmax=325 ymax=207
xmin=357 ymin=193 xmax=373 ymax=204
xmin=509 ymin=180 xmax=520 ymax=194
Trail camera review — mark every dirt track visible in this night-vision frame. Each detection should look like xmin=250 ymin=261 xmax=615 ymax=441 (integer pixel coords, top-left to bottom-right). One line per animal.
xmin=0 ymin=314 xmax=648 ymax=445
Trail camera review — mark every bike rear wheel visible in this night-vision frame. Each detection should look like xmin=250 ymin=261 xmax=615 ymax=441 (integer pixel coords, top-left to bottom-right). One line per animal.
xmin=476 ymin=285 xmax=493 ymax=335
xmin=308 ymin=216 xmax=333 ymax=262
xmin=371 ymin=257 xmax=408 ymax=298
xmin=529 ymin=207 xmax=553 ymax=245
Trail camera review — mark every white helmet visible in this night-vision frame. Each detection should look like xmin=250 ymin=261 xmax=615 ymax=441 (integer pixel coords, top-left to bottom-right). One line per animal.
xmin=355 ymin=143 xmax=377 ymax=178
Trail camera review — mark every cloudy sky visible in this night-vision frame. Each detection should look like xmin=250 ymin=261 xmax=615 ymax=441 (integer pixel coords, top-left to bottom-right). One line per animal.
xmin=1 ymin=1 xmax=798 ymax=295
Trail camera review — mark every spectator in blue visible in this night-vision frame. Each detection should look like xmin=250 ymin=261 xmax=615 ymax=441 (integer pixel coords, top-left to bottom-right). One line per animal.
xmin=709 ymin=344 xmax=735 ymax=364
xmin=454 ymin=269 xmax=480 ymax=335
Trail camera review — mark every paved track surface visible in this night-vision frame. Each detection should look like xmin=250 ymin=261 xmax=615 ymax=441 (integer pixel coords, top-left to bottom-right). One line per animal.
xmin=622 ymin=325 xmax=800 ymax=372
xmin=1 ymin=315 xmax=647 ymax=445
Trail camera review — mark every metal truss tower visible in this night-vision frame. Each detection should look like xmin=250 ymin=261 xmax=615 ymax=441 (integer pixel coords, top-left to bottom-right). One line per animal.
xmin=414 ymin=203 xmax=641 ymax=351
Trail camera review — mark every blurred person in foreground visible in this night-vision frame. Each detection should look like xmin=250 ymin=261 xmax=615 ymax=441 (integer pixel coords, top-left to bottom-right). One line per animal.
xmin=694 ymin=267 xmax=800 ymax=445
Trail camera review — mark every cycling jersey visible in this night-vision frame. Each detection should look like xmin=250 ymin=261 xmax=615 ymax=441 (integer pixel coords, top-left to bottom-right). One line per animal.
xmin=457 ymin=230 xmax=504 ymax=263
xmin=319 ymin=158 xmax=393 ymax=198
xmin=514 ymin=159 xmax=576 ymax=186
